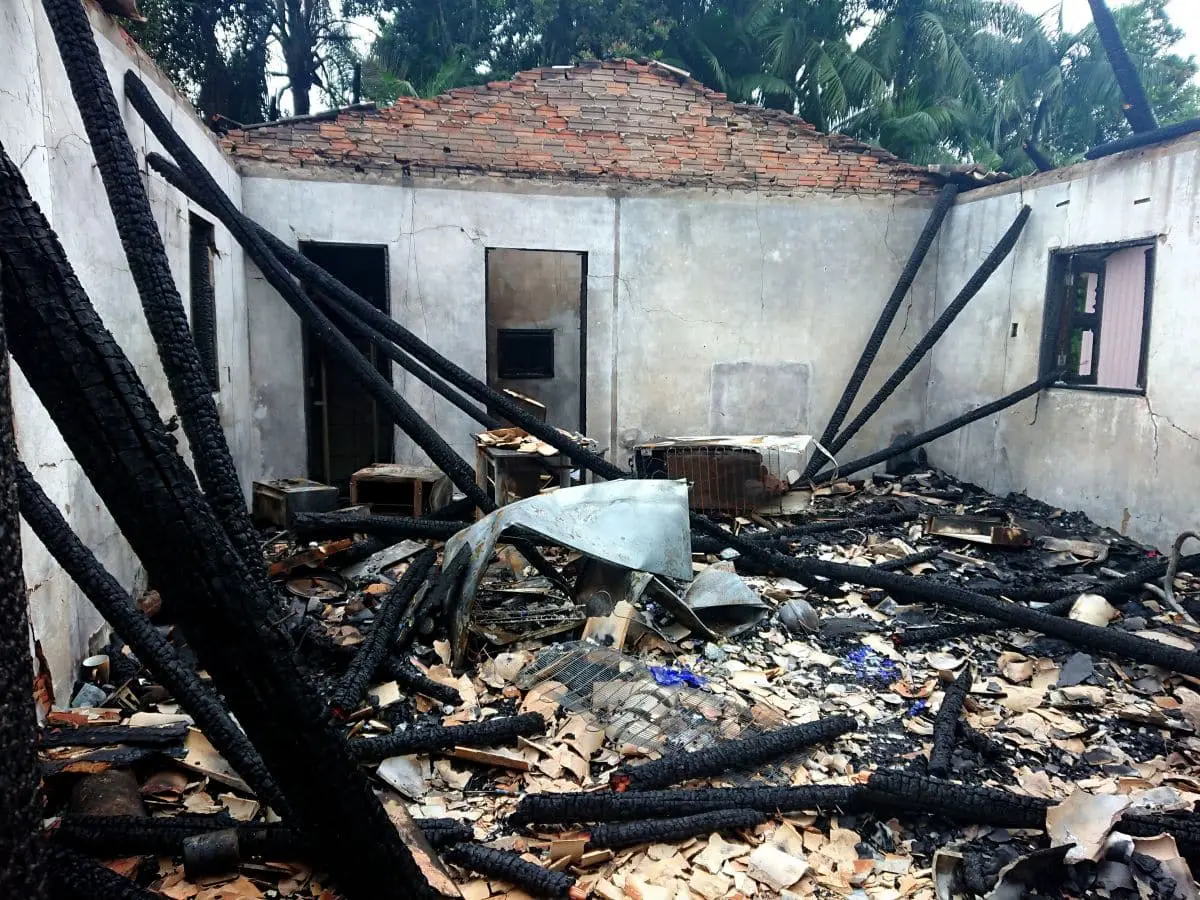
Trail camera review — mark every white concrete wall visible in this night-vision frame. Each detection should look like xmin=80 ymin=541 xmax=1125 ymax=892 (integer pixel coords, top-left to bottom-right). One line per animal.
xmin=1 ymin=0 xmax=253 ymax=696
xmin=242 ymin=173 xmax=941 ymax=481
xmin=925 ymin=135 xmax=1200 ymax=550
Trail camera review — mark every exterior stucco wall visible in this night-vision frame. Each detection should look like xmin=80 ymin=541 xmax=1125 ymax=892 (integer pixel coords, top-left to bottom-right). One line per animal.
xmin=925 ymin=136 xmax=1200 ymax=550
xmin=242 ymin=173 xmax=941 ymax=480
xmin=0 ymin=1 xmax=253 ymax=696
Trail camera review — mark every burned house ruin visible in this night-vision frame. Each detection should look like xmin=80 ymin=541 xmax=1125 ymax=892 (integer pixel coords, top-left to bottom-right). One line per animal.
xmin=4 ymin=1 xmax=1200 ymax=898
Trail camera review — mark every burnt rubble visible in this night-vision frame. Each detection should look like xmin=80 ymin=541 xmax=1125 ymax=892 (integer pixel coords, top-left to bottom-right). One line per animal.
xmin=1 ymin=6 xmax=1199 ymax=899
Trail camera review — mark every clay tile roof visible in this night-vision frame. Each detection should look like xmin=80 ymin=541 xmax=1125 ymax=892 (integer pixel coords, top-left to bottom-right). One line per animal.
xmin=221 ymin=59 xmax=938 ymax=195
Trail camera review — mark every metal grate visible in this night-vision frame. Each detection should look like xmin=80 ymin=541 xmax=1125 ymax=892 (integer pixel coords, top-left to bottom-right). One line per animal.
xmin=518 ymin=642 xmax=798 ymax=784
xmin=635 ymin=445 xmax=787 ymax=515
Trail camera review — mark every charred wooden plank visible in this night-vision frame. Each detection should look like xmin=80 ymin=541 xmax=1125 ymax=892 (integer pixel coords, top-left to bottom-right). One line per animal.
xmin=928 ymin=667 xmax=972 ymax=777
xmin=441 ymin=843 xmax=576 ymax=899
xmin=586 ymin=809 xmax=764 ymax=851
xmin=350 ymin=713 xmax=547 ymax=764
xmin=610 ymin=715 xmax=856 ymax=792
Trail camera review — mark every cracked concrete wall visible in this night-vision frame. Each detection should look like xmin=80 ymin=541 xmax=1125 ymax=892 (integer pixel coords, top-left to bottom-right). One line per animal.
xmin=1 ymin=0 xmax=254 ymax=697
xmin=242 ymin=174 xmax=941 ymax=479
xmin=925 ymin=135 xmax=1200 ymax=550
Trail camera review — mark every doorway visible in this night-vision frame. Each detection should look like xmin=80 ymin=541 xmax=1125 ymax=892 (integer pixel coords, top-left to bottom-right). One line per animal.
xmin=485 ymin=249 xmax=587 ymax=431
xmin=301 ymin=243 xmax=392 ymax=495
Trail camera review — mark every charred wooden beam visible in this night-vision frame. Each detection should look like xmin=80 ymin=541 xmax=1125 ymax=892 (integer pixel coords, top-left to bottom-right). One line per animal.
xmin=40 ymin=0 xmax=263 ymax=577
xmin=1085 ymin=117 xmax=1200 ymax=160
xmin=330 ymin=549 xmax=436 ymax=717
xmin=350 ymin=713 xmax=547 ymax=764
xmin=1022 ymin=141 xmax=1055 ymax=172
xmin=744 ymin=511 xmax=916 ymax=543
xmin=411 ymin=546 xmax=473 ymax=640
xmin=788 ymin=556 xmax=1200 ymax=676
xmin=812 ymin=367 xmax=1057 ymax=486
xmin=292 ymin=511 xmax=466 ymax=542
xmin=378 ymin=657 xmax=462 ymax=706
xmin=586 ymin=809 xmax=765 ymax=851
xmin=875 ymin=547 xmax=943 ymax=571
xmin=865 ymin=770 xmax=1049 ymax=829
xmin=0 ymin=144 xmax=437 ymax=900
xmin=802 ymin=183 xmax=959 ymax=480
xmin=441 ymin=843 xmax=577 ymax=899
xmin=928 ymin=667 xmax=972 ymax=777
xmin=0 ymin=245 xmax=45 ymax=900
xmin=40 ymin=723 xmax=189 ymax=749
xmin=820 ymin=206 xmax=1032 ymax=462
xmin=122 ymin=72 xmax=491 ymax=514
xmin=957 ymin=722 xmax=1003 ymax=760
xmin=1086 ymin=0 xmax=1158 ymax=133
xmin=610 ymin=715 xmax=856 ymax=792
xmin=508 ymin=785 xmax=866 ymax=826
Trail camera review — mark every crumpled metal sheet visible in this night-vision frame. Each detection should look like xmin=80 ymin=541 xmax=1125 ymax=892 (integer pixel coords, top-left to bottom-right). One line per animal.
xmin=682 ymin=567 xmax=768 ymax=638
xmin=445 ymin=480 xmax=693 ymax=666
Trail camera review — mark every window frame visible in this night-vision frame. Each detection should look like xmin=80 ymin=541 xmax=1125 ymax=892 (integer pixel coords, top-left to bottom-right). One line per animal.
xmin=1039 ymin=237 xmax=1156 ymax=396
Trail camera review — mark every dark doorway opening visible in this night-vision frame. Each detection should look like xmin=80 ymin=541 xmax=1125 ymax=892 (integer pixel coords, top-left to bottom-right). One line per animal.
xmin=300 ymin=243 xmax=392 ymax=495
xmin=485 ymin=249 xmax=587 ymax=432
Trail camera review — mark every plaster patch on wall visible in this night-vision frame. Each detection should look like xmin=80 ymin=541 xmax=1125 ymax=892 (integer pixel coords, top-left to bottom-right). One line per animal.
xmin=709 ymin=362 xmax=810 ymax=436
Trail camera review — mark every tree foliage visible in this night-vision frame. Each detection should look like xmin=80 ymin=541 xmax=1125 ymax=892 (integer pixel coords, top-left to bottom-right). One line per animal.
xmin=131 ymin=0 xmax=1199 ymax=172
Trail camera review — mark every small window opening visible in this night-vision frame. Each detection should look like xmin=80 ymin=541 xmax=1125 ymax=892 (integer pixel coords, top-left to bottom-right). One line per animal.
xmin=496 ymin=328 xmax=555 ymax=379
xmin=1041 ymin=241 xmax=1154 ymax=393
xmin=189 ymin=214 xmax=219 ymax=391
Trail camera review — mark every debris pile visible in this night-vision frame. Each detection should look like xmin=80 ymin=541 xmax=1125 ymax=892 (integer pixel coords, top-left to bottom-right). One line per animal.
xmin=30 ymin=465 xmax=1200 ymax=899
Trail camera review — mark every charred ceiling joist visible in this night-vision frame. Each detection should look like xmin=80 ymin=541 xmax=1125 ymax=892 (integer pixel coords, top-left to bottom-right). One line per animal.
xmin=818 ymin=205 xmax=1033 ymax=465
xmin=53 ymin=814 xmax=474 ymax=859
xmin=508 ymin=784 xmax=867 ymax=827
xmin=0 ymin=143 xmax=437 ymax=899
xmin=609 ymin=715 xmax=857 ymax=792
xmin=0 ymin=229 xmax=45 ymax=900
xmin=587 ymin=809 xmax=766 ymax=851
xmin=802 ymin=182 xmax=959 ymax=481
xmin=349 ymin=712 xmax=547 ymax=764
xmin=442 ymin=843 xmax=578 ymax=900
xmin=927 ymin=666 xmax=972 ymax=778
xmin=40 ymin=0 xmax=264 ymax=580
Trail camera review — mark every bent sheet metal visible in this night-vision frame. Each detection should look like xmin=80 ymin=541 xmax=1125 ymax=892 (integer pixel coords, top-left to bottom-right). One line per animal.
xmin=445 ymin=480 xmax=693 ymax=666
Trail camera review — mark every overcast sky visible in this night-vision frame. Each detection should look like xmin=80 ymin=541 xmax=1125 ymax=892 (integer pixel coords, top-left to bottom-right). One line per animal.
xmin=1015 ymin=0 xmax=1200 ymax=69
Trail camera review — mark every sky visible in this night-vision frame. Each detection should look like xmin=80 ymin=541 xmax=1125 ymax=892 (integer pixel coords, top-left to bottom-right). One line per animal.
xmin=1016 ymin=0 xmax=1200 ymax=68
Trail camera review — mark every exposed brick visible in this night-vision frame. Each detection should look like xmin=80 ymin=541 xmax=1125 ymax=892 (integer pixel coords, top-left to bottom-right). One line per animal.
xmin=223 ymin=59 xmax=937 ymax=194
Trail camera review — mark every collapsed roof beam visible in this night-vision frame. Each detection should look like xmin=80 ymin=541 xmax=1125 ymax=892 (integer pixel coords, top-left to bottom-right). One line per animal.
xmin=816 ymin=206 xmax=1032 ymax=467
xmin=1087 ymin=0 xmax=1158 ymax=133
xmin=40 ymin=0 xmax=265 ymax=581
xmin=122 ymin=72 xmax=492 ymax=514
xmin=0 ymin=141 xmax=441 ymax=900
xmin=809 ymin=368 xmax=1058 ymax=484
xmin=0 ymin=247 xmax=46 ymax=900
xmin=801 ymin=183 xmax=959 ymax=480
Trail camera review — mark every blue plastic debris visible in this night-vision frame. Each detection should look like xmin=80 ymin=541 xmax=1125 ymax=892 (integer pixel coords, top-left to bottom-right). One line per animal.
xmin=846 ymin=647 xmax=900 ymax=688
xmin=649 ymin=666 xmax=706 ymax=688
xmin=907 ymin=699 xmax=928 ymax=717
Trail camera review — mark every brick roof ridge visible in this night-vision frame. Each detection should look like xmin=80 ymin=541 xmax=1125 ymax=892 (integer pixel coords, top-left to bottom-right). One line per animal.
xmin=220 ymin=57 xmax=938 ymax=194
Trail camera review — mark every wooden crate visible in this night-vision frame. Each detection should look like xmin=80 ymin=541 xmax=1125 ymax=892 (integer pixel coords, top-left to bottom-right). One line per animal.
xmin=349 ymin=464 xmax=444 ymax=516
